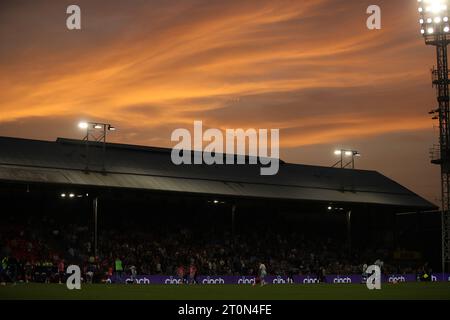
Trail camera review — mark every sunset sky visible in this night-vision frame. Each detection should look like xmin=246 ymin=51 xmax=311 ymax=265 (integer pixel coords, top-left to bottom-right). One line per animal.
xmin=0 ymin=0 xmax=442 ymax=203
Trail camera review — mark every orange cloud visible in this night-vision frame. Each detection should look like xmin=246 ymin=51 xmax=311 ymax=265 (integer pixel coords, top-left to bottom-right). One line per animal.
xmin=0 ymin=0 xmax=441 ymax=202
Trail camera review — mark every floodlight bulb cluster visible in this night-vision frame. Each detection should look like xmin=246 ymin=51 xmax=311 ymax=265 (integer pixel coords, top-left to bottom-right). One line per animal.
xmin=334 ymin=149 xmax=360 ymax=157
xmin=418 ymin=0 xmax=450 ymax=35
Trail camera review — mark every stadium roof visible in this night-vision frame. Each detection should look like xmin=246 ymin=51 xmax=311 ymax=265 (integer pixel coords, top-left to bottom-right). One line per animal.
xmin=0 ymin=136 xmax=437 ymax=211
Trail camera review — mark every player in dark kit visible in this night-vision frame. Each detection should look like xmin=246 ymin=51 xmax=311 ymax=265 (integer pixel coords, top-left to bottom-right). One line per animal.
xmin=58 ymin=259 xmax=65 ymax=284
xmin=189 ymin=263 xmax=198 ymax=284
xmin=176 ymin=264 xmax=186 ymax=284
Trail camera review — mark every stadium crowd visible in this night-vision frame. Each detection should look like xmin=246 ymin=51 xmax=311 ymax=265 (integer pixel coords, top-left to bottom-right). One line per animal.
xmin=0 ymin=214 xmax=432 ymax=284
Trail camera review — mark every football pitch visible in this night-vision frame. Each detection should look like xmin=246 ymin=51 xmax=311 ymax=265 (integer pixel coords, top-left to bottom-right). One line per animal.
xmin=1 ymin=283 xmax=450 ymax=300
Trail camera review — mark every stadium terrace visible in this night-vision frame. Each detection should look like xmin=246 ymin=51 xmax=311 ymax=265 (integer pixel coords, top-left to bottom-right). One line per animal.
xmin=0 ymin=136 xmax=441 ymax=287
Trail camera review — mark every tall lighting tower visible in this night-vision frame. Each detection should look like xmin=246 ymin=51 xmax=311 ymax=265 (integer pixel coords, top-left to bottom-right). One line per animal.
xmin=418 ymin=0 xmax=450 ymax=275
xmin=78 ymin=121 xmax=116 ymax=172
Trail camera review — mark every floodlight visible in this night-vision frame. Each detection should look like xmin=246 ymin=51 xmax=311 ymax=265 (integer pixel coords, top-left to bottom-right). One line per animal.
xmin=78 ymin=121 xmax=116 ymax=173
xmin=426 ymin=0 xmax=446 ymax=13
xmin=78 ymin=122 xmax=88 ymax=129
xmin=69 ymin=193 xmax=75 ymax=198
xmin=332 ymin=149 xmax=360 ymax=169
xmin=418 ymin=0 xmax=450 ymax=37
xmin=61 ymin=193 xmax=66 ymax=198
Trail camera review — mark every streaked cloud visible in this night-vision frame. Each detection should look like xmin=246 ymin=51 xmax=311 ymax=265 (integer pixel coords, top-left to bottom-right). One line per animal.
xmin=0 ymin=0 xmax=440 ymax=202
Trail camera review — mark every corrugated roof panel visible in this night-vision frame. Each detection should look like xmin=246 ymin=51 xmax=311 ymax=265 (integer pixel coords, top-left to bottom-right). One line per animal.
xmin=0 ymin=136 xmax=437 ymax=211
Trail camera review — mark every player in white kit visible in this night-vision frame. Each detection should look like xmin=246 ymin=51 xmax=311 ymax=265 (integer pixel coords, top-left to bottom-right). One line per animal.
xmin=258 ymin=262 xmax=267 ymax=286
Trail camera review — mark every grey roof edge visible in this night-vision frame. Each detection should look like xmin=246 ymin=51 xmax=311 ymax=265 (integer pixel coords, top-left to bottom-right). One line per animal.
xmin=0 ymin=164 xmax=438 ymax=211
xmin=0 ymin=136 xmax=393 ymax=176
xmin=1 ymin=135 xmax=382 ymax=174
xmin=0 ymin=135 xmax=438 ymax=211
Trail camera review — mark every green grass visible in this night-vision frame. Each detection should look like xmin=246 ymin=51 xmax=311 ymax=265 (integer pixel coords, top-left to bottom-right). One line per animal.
xmin=1 ymin=282 xmax=450 ymax=300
